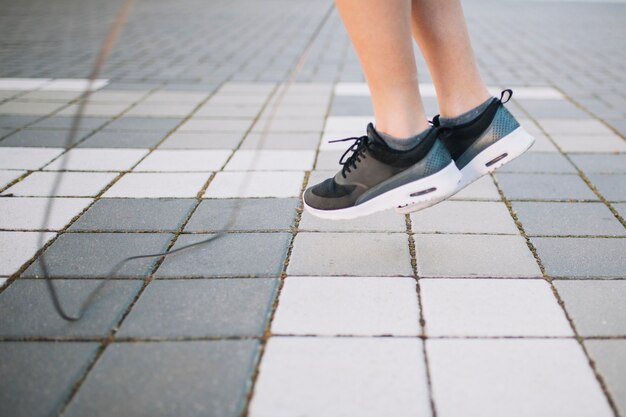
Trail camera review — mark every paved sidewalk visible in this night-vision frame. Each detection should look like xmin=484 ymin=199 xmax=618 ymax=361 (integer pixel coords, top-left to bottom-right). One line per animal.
xmin=0 ymin=0 xmax=625 ymax=416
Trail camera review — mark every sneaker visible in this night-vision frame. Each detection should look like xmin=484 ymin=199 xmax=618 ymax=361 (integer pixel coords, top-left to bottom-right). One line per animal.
xmin=303 ymin=123 xmax=462 ymax=220
xmin=396 ymin=89 xmax=535 ymax=214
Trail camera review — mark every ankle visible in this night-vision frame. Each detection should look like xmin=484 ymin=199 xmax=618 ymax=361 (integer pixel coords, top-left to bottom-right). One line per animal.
xmin=439 ymin=89 xmax=492 ymax=119
xmin=374 ymin=117 xmax=430 ymax=139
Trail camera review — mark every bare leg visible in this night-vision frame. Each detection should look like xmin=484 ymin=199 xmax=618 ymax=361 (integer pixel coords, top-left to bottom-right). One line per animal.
xmin=335 ymin=0 xmax=429 ymax=138
xmin=410 ymin=0 xmax=491 ymax=118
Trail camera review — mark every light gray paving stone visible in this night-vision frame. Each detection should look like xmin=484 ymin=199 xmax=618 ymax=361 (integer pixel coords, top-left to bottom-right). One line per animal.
xmin=299 ymin=209 xmax=406 ymax=232
xmin=451 ymin=175 xmax=502 ymax=201
xmin=587 ymin=173 xmax=626 ymax=201
xmin=584 ymin=340 xmax=626 ymax=417
xmin=0 ymin=128 xmax=92 ymax=147
xmin=421 ymin=279 xmax=572 ymax=337
xmin=104 ymin=116 xmax=182 ymax=132
xmin=251 ymin=117 xmax=325 ymax=133
xmin=156 ymin=233 xmax=291 ymax=277
xmin=204 ymin=171 xmax=305 ymax=198
xmin=0 ymin=147 xmax=63 ymax=169
xmin=613 ymin=203 xmax=626 ymax=219
xmin=240 ymin=132 xmax=320 ymax=150
xmin=118 ymin=278 xmax=277 ymax=337
xmin=538 ymin=119 xmax=615 ymax=135
xmin=550 ymin=134 xmax=626 ymax=153
xmin=259 ymin=105 xmax=327 ymax=119
xmin=498 ymin=152 xmax=577 ymax=173
xmin=63 ymin=340 xmax=259 ymax=417
xmin=0 ymin=197 xmax=92 ymax=230
xmin=185 ymin=198 xmax=298 ymax=232
xmin=570 ymin=154 xmax=626 ymax=174
xmin=526 ymin=133 xmax=560 ymax=153
xmin=0 ymin=342 xmax=100 ymax=417
xmin=427 ymin=339 xmax=613 ymax=417
xmin=78 ymin=131 xmax=166 ymax=148
xmin=23 ymin=233 xmax=173 ymax=278
xmin=415 ymin=234 xmax=541 ymax=277
xmin=272 ymin=276 xmax=420 ymax=336
xmin=178 ymin=118 xmax=252 ymax=133
xmin=0 ymin=279 xmax=142 ymax=337
xmin=410 ymin=201 xmax=518 ymax=234
xmin=288 ymin=232 xmax=413 ymax=276
xmin=3 ymin=171 xmax=117 ymax=197
xmin=249 ymin=337 xmax=431 ymax=417
xmin=532 ymin=237 xmax=626 ymax=277
xmin=194 ymin=105 xmax=262 ymax=118
xmin=495 ymin=173 xmax=598 ymax=201
xmin=314 ymin=150 xmax=343 ymax=170
xmin=555 ymin=280 xmax=626 ymax=336
xmin=104 ymin=172 xmax=209 ymax=198
xmin=159 ymin=132 xmax=242 ymax=149
xmin=0 ymin=231 xmax=55 ymax=276
xmin=125 ymin=103 xmax=197 ymax=118
xmin=57 ymin=102 xmax=131 ymax=117
xmin=512 ymin=202 xmax=625 ymax=236
xmin=0 ymin=169 xmax=25 ymax=188
xmin=43 ymin=148 xmax=149 ymax=171
xmin=70 ymin=198 xmax=196 ymax=231
xmin=519 ymin=100 xmax=590 ymax=119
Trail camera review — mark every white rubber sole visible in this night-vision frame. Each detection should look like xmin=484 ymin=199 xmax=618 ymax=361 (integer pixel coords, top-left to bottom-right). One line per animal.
xmin=303 ymin=161 xmax=462 ymax=220
xmin=395 ymin=126 xmax=535 ymax=214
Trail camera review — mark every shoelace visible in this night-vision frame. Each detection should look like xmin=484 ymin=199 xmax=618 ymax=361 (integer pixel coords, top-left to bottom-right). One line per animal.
xmin=328 ymin=135 xmax=371 ymax=178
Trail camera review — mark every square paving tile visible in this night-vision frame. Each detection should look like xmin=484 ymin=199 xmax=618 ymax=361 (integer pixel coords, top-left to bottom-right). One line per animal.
xmin=249 ymin=337 xmax=430 ymax=417
xmin=512 ymin=201 xmax=624 ymax=236
xmin=298 ymin=209 xmax=406 ymax=232
xmin=498 ymin=152 xmax=577 ymax=173
xmin=410 ymin=201 xmax=518 ymax=234
xmin=570 ymin=154 xmax=626 ymax=174
xmin=415 ymin=234 xmax=541 ymax=277
xmin=159 ymin=132 xmax=242 ymax=149
xmin=204 ymin=171 xmax=305 ymax=198
xmin=23 ymin=233 xmax=173 ymax=278
xmin=103 ymin=172 xmax=209 ymax=198
xmin=272 ymin=276 xmax=420 ymax=336
xmin=0 ymin=169 xmax=25 ymax=188
xmin=538 ymin=119 xmax=615 ymax=135
xmin=0 ymin=197 xmax=92 ymax=230
xmin=588 ymin=174 xmax=626 ymax=201
xmin=0 ymin=279 xmax=142 ymax=337
xmin=63 ymin=340 xmax=259 ymax=417
xmin=555 ymin=280 xmax=626 ymax=336
xmin=0 ymin=147 xmax=64 ymax=169
xmin=532 ymin=237 xmax=626 ymax=277
xmin=70 ymin=198 xmax=195 ymax=231
xmin=421 ymin=278 xmax=571 ymax=337
xmin=427 ymin=339 xmax=613 ymax=417
xmin=43 ymin=148 xmax=149 ymax=171
xmin=240 ymin=133 xmax=320 ymax=150
xmin=0 ymin=342 xmax=100 ymax=417
xmin=3 ymin=172 xmax=117 ymax=197
xmin=451 ymin=175 xmax=501 ymax=200
xmin=495 ymin=173 xmax=597 ymax=201
xmin=224 ymin=150 xmax=315 ymax=171
xmin=288 ymin=232 xmax=413 ymax=276
xmin=0 ymin=231 xmax=55 ymax=275
xmin=0 ymin=128 xmax=92 ymax=147
xmin=584 ymin=340 xmax=626 ymax=417
xmin=133 ymin=149 xmax=231 ymax=172
xmin=185 ymin=198 xmax=298 ymax=232
xmin=78 ymin=131 xmax=166 ymax=148
xmin=118 ymin=278 xmax=278 ymax=338
xmin=550 ymin=134 xmax=626 ymax=153
xmin=156 ymin=232 xmax=291 ymax=277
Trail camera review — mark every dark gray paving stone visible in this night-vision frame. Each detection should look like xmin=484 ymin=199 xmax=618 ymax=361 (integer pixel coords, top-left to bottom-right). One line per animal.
xmin=584 ymin=340 xmax=626 ymax=416
xmin=495 ymin=173 xmax=598 ymax=201
xmin=570 ymin=154 xmax=626 ymax=174
xmin=0 ymin=342 xmax=99 ymax=417
xmin=63 ymin=340 xmax=259 ymax=417
xmin=118 ymin=278 xmax=277 ymax=337
xmin=587 ymin=174 xmax=626 ymax=201
xmin=0 ymin=279 xmax=141 ymax=337
xmin=155 ymin=233 xmax=291 ymax=277
xmin=512 ymin=202 xmax=625 ymax=236
xmin=185 ymin=198 xmax=299 ymax=232
xmin=499 ymin=152 xmax=577 ymax=174
xmin=23 ymin=233 xmax=174 ymax=278
xmin=532 ymin=237 xmax=626 ymax=277
xmin=78 ymin=130 xmax=167 ymax=148
xmin=31 ymin=116 xmax=110 ymax=130
xmin=104 ymin=116 xmax=182 ymax=132
xmin=555 ymin=280 xmax=626 ymax=336
xmin=70 ymin=198 xmax=195 ymax=231
xmin=0 ymin=128 xmax=92 ymax=147
xmin=0 ymin=115 xmax=39 ymax=128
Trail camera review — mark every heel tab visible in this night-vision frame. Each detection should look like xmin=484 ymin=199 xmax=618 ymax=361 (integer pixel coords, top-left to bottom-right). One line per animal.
xmin=500 ymin=89 xmax=513 ymax=104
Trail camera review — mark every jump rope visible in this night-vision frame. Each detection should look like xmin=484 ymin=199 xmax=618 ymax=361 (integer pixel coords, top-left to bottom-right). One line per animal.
xmin=41 ymin=0 xmax=334 ymax=321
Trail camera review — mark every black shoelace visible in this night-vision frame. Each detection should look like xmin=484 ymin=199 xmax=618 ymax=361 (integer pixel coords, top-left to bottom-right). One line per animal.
xmin=328 ymin=135 xmax=371 ymax=178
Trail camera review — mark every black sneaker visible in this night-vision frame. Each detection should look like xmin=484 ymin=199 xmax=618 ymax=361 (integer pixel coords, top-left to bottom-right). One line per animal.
xmin=396 ymin=90 xmax=535 ymax=214
xmin=303 ymin=123 xmax=461 ymax=220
